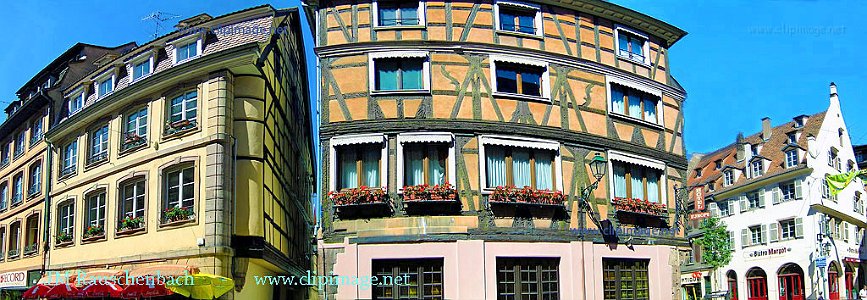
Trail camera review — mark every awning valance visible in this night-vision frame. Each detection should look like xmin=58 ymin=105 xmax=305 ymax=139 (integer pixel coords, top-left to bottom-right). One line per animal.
xmin=490 ymin=55 xmax=547 ymax=68
xmin=331 ymin=134 xmax=386 ymax=147
xmin=609 ymin=151 xmax=665 ymax=170
xmin=397 ymin=132 xmax=453 ymax=144
xmin=608 ymin=76 xmax=661 ymax=96
xmin=369 ymin=51 xmax=428 ymax=59
xmin=481 ymin=135 xmax=559 ymax=151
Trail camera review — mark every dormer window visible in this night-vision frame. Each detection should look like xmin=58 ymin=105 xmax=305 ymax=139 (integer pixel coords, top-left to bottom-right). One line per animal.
xmin=751 ymin=160 xmax=763 ymax=177
xmin=129 ymin=53 xmax=154 ymax=81
xmin=785 ymin=150 xmax=798 ymax=168
xmin=694 ymin=168 xmax=702 ymax=178
xmin=97 ymin=77 xmax=113 ymax=98
xmin=66 ymin=90 xmax=84 ymax=117
xmin=794 ymin=116 xmax=805 ymax=128
xmin=707 ymin=182 xmax=715 ymax=192
xmin=714 ymin=160 xmax=722 ymax=170
xmin=172 ymin=35 xmax=202 ymax=64
xmin=751 ymin=145 xmax=759 ymax=156
xmin=787 ymin=132 xmax=797 ymax=144
xmin=723 ymin=170 xmax=734 ymax=186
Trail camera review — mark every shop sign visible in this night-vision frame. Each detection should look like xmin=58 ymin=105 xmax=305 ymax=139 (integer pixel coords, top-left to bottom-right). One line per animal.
xmin=844 ymin=257 xmax=861 ymax=263
xmin=680 ymin=271 xmax=706 ymax=285
xmin=695 ymin=188 xmax=705 ymax=211
xmin=744 ymin=247 xmax=791 ymax=260
xmin=0 ymin=271 xmax=27 ymax=288
xmin=689 ymin=212 xmax=710 ymax=220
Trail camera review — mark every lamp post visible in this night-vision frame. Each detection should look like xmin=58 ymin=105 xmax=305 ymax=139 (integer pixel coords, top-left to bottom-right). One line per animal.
xmin=579 ymin=153 xmax=607 ymax=230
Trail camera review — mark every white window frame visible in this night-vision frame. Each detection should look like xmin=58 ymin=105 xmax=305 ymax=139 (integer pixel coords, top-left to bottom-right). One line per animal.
xmin=164 ymin=165 xmax=196 ymax=210
xmin=607 ymin=150 xmax=668 ymax=204
xmin=493 ymin=1 xmax=543 ymax=37
xmin=86 ymin=191 xmax=107 ymax=228
xmin=396 ymin=132 xmax=456 ymax=192
xmin=328 ymin=134 xmax=389 ymax=192
xmin=127 ymin=52 xmax=154 ymax=82
xmin=605 ymin=76 xmax=664 ymax=127
xmin=785 ymin=149 xmax=798 ymax=168
xmin=478 ymin=135 xmax=563 ymax=192
xmin=371 ymin=0 xmax=427 ymax=28
xmin=613 ymin=24 xmax=651 ymax=65
xmin=65 ymin=87 xmax=85 ymax=116
xmin=368 ymin=51 xmax=431 ymax=94
xmin=171 ymin=34 xmax=203 ymax=65
xmin=93 ymin=70 xmax=116 ymax=99
xmin=490 ymin=55 xmax=551 ymax=101
xmin=58 ymin=200 xmax=75 ymax=236
xmin=751 ymin=159 xmax=763 ymax=177
xmin=723 ymin=170 xmax=734 ymax=187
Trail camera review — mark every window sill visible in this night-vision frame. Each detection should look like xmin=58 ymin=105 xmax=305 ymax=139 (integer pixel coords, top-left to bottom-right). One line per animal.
xmin=162 ymin=126 xmax=199 ymax=141
xmin=492 ymin=92 xmax=549 ymax=103
xmin=609 ymin=113 xmax=664 ymax=130
xmin=369 ymin=89 xmax=431 ymax=96
xmin=85 ymin=158 xmax=109 ymax=170
xmin=158 ymin=217 xmax=197 ymax=230
xmin=495 ymin=30 xmax=543 ymax=40
xmin=616 ymin=55 xmax=651 ymax=67
xmin=373 ymin=25 xmax=427 ymax=31
xmin=23 ymin=251 xmax=38 ymax=258
xmin=12 ymin=153 xmax=24 ymax=161
xmin=173 ymin=56 xmax=201 ymax=66
xmin=116 ymin=227 xmax=146 ymax=237
xmin=27 ymin=191 xmax=42 ymax=199
xmin=119 ymin=142 xmax=148 ymax=157
xmin=58 ymin=171 xmax=77 ymax=181
xmin=81 ymin=235 xmax=106 ymax=244
xmin=55 ymin=241 xmax=74 ymax=248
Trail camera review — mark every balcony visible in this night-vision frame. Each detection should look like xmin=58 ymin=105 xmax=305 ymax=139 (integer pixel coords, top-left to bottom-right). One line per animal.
xmin=59 ymin=165 xmax=77 ymax=179
xmin=330 ymin=186 xmax=391 ymax=219
xmin=23 ymin=243 xmax=37 ymax=256
xmin=121 ymin=134 xmax=147 ymax=152
xmin=164 ymin=119 xmax=198 ymax=136
xmin=402 ymin=183 xmax=460 ymax=215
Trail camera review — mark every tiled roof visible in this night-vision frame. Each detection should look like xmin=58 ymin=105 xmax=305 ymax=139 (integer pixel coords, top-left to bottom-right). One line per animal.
xmin=687 ymin=111 xmax=827 ymax=194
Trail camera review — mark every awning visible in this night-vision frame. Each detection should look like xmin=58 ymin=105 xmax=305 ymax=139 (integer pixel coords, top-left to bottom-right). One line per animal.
xmin=331 ymin=134 xmax=386 ymax=147
xmin=128 ymin=264 xmax=200 ymax=278
xmin=75 ymin=270 xmax=126 ymax=286
xmin=167 ymin=273 xmax=234 ymax=300
xmin=490 ymin=55 xmax=547 ymax=68
xmin=608 ymin=76 xmax=661 ymax=96
xmin=397 ymin=132 xmax=453 ymax=144
xmin=480 ymin=135 xmax=559 ymax=151
xmin=609 ymin=151 xmax=665 ymax=170
xmin=369 ymin=51 xmax=428 ymax=59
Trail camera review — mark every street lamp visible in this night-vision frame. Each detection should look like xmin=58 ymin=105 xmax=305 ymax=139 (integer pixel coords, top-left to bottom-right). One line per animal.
xmin=580 ymin=153 xmax=607 ymax=230
xmin=589 ymin=153 xmax=607 ymax=181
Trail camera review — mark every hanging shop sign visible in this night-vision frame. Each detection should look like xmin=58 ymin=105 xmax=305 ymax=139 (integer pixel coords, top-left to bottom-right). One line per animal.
xmin=689 ymin=211 xmax=710 ymax=220
xmin=695 ymin=188 xmax=705 ymax=211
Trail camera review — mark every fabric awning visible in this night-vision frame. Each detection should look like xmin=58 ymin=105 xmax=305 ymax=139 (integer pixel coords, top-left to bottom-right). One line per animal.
xmin=75 ymin=270 xmax=126 ymax=285
xmin=490 ymin=55 xmax=547 ymax=68
xmin=398 ymin=132 xmax=453 ymax=144
xmin=608 ymin=76 xmax=661 ymax=96
xmin=370 ymin=51 xmax=428 ymax=59
xmin=331 ymin=134 xmax=386 ymax=147
xmin=481 ymin=135 xmax=559 ymax=151
xmin=128 ymin=264 xmax=200 ymax=278
xmin=608 ymin=151 xmax=665 ymax=170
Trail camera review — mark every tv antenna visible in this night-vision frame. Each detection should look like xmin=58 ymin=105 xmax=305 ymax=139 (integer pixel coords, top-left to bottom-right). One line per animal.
xmin=142 ymin=11 xmax=181 ymax=39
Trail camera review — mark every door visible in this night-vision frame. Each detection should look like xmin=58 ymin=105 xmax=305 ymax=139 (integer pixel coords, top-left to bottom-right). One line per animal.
xmin=846 ymin=271 xmax=854 ymax=300
xmin=829 ymin=269 xmax=840 ymax=300
xmin=729 ymin=277 xmax=739 ymax=300
xmin=748 ymin=276 xmax=768 ymax=300
xmin=778 ymin=273 xmax=804 ymax=300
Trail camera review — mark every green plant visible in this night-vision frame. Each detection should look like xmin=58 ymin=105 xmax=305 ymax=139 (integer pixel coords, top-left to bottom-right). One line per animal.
xmin=84 ymin=225 xmax=105 ymax=238
xmin=328 ymin=186 xmax=389 ymax=206
xmin=489 ymin=186 xmax=565 ymax=205
xmin=119 ymin=216 xmax=144 ymax=231
xmin=56 ymin=232 xmax=73 ymax=244
xmin=694 ymin=217 xmax=733 ymax=289
xmin=163 ymin=206 xmax=194 ymax=222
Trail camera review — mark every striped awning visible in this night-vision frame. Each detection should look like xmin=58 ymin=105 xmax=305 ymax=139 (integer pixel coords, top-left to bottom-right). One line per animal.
xmin=608 ymin=151 xmax=665 ymax=170
xmin=369 ymin=51 xmax=428 ymax=59
xmin=397 ymin=132 xmax=453 ymax=144
xmin=490 ymin=55 xmax=547 ymax=68
xmin=608 ymin=76 xmax=661 ymax=96
xmin=331 ymin=134 xmax=386 ymax=147
xmin=481 ymin=135 xmax=559 ymax=151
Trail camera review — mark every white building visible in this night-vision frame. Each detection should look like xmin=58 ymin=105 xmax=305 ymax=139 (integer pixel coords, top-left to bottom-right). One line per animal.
xmin=689 ymin=83 xmax=866 ymax=300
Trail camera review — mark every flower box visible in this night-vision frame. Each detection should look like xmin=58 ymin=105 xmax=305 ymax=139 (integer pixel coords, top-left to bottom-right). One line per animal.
xmin=118 ymin=216 xmax=145 ymax=233
xmin=488 ymin=186 xmax=566 ymax=206
xmin=122 ymin=134 xmax=147 ymax=151
xmin=55 ymin=232 xmax=73 ymax=245
xmin=329 ymin=186 xmax=389 ymax=206
xmin=83 ymin=225 xmax=105 ymax=240
xmin=403 ymin=183 xmax=458 ymax=201
xmin=164 ymin=119 xmax=198 ymax=135
xmin=162 ymin=206 xmax=195 ymax=224
xmin=611 ymin=197 xmax=668 ymax=216
xmin=23 ymin=244 xmax=37 ymax=255
xmin=7 ymin=249 xmax=18 ymax=258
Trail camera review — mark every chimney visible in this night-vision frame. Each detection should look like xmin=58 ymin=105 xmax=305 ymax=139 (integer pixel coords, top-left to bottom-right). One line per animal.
xmin=735 ymin=132 xmax=746 ymax=161
xmin=762 ymin=117 xmax=772 ymax=141
xmin=830 ymin=82 xmax=840 ymax=108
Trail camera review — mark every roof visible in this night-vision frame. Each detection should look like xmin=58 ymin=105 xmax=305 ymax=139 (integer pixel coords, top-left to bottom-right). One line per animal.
xmin=687 ymin=111 xmax=827 ymax=194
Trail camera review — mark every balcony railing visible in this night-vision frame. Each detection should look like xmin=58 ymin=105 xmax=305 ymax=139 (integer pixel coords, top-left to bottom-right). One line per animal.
xmin=60 ymin=165 xmax=77 ymax=178
xmin=121 ymin=134 xmax=147 ymax=152
xmin=164 ymin=119 xmax=198 ymax=135
xmin=11 ymin=196 xmax=22 ymax=207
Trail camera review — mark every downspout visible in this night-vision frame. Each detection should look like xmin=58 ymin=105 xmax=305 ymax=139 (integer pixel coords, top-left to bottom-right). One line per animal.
xmin=41 ymin=140 xmax=54 ymax=277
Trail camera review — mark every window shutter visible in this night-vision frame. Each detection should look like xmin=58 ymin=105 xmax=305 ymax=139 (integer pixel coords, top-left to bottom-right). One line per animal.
xmin=728 ymin=201 xmax=736 ymax=216
xmin=772 ymin=186 xmax=781 ymax=204
xmin=741 ymin=229 xmax=749 ymax=248
xmin=740 ymin=196 xmax=747 ymax=212
xmin=795 ymin=217 xmax=803 ymax=238
xmin=794 ymin=180 xmax=803 ymax=199
xmin=769 ymin=223 xmax=779 ymax=243
xmin=728 ymin=231 xmax=736 ymax=251
xmin=844 ymin=222 xmax=850 ymax=242
xmin=758 ymin=189 xmax=766 ymax=208
xmin=709 ymin=202 xmax=720 ymax=218
xmin=761 ymin=224 xmax=768 ymax=244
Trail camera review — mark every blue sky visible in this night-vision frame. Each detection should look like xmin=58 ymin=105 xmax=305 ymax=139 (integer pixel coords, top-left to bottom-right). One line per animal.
xmin=0 ymin=1 xmax=864 ymax=156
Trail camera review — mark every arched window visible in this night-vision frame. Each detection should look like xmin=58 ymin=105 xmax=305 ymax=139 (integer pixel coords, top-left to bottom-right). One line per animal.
xmin=24 ymin=214 xmax=39 ymax=255
xmin=8 ymin=221 xmax=20 ymax=258
xmin=727 ymin=270 xmax=738 ymax=300
xmin=746 ymin=267 xmax=767 ymax=300
xmin=777 ymin=263 xmax=804 ymax=300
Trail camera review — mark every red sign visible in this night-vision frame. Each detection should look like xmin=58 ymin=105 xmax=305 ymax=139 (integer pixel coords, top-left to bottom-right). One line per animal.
xmin=691 ymin=272 xmax=702 ymax=279
xmin=695 ymin=187 xmax=705 ymax=211
xmin=689 ymin=212 xmax=710 ymax=220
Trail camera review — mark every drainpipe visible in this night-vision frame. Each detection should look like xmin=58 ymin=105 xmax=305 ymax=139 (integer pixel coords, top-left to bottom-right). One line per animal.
xmin=41 ymin=140 xmax=54 ymax=277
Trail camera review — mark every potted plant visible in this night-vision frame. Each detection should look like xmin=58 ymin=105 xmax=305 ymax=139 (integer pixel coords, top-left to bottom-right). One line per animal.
xmin=403 ymin=183 xmax=457 ymax=201
xmin=489 ymin=186 xmax=565 ymax=205
xmin=119 ymin=215 xmax=144 ymax=232
xmin=83 ymin=225 xmax=105 ymax=239
xmin=163 ymin=206 xmax=194 ymax=223
xmin=56 ymin=232 xmax=73 ymax=244
xmin=328 ymin=186 xmax=389 ymax=206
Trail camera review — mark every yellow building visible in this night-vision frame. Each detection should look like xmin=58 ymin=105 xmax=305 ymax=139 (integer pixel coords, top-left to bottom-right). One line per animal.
xmin=305 ymin=0 xmax=690 ymax=299
xmin=10 ymin=5 xmax=315 ymax=300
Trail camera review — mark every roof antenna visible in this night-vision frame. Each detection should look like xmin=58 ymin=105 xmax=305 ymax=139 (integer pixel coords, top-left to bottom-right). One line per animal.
xmin=142 ymin=11 xmax=181 ymax=39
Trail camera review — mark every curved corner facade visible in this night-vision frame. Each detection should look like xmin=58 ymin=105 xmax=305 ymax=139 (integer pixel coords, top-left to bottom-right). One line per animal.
xmin=308 ymin=0 xmax=688 ymax=299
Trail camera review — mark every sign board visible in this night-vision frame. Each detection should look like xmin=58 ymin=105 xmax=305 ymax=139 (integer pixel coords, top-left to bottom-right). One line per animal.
xmin=689 ymin=211 xmax=711 ymax=220
xmin=695 ymin=188 xmax=705 ymax=211
xmin=744 ymin=247 xmax=791 ymax=261
xmin=816 ymin=257 xmax=827 ymax=268
xmin=680 ymin=271 xmax=708 ymax=285
xmin=0 ymin=271 xmax=27 ymax=288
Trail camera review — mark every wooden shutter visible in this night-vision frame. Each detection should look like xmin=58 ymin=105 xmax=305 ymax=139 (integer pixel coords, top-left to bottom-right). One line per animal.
xmin=758 ymin=189 xmax=766 ymax=208
xmin=794 ymin=179 xmax=803 ymax=199
xmin=740 ymin=196 xmax=747 ymax=212
xmin=709 ymin=202 xmax=720 ymax=218
xmin=761 ymin=224 xmax=768 ymax=244
xmin=741 ymin=229 xmax=749 ymax=248
xmin=795 ymin=217 xmax=803 ymax=238
xmin=769 ymin=223 xmax=779 ymax=243
xmin=727 ymin=201 xmax=735 ymax=216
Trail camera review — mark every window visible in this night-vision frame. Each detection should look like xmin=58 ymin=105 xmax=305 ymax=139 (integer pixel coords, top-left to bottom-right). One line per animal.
xmin=375 ymin=1 xmax=422 ymax=27
xmin=372 ymin=56 xmax=427 ymax=92
xmin=498 ymin=257 xmax=560 ymax=299
xmin=785 ymin=150 xmax=798 ymax=168
xmin=118 ymin=179 xmax=146 ymax=229
xmin=28 ymin=162 xmax=41 ymax=196
xmin=1 ymin=142 xmax=9 ymax=165
xmin=337 ymin=145 xmax=382 ymax=189
xmin=750 ymin=145 xmax=759 ymax=156
xmin=822 ymin=181 xmax=837 ymax=202
xmin=486 ymin=146 xmax=556 ymax=190
xmin=603 ymin=259 xmax=648 ymax=300
xmin=495 ymin=2 xmax=541 ymax=36
xmin=780 ymin=182 xmax=797 ymax=201
xmin=132 ymin=58 xmax=151 ymax=80
xmin=848 ymin=160 xmax=856 ymax=172
xmin=855 ymin=192 xmax=864 ymax=215
xmin=124 ymin=107 xmax=148 ymax=150
xmin=723 ymin=170 xmax=734 ymax=186
xmin=0 ymin=228 xmax=4 ymax=259
xmin=85 ymin=191 xmax=106 ymax=232
xmin=747 ymin=191 xmax=761 ymax=210
xmin=787 ymin=132 xmax=797 ymax=144
xmin=749 ymin=225 xmax=763 ymax=245
xmin=8 ymin=222 xmax=19 ymax=257
xmin=61 ymin=140 xmax=78 ymax=177
xmin=58 ymin=201 xmax=74 ymax=239
xmin=615 ymin=27 xmax=648 ymax=64
xmin=751 ymin=160 xmax=763 ymax=177
xmin=67 ymin=92 xmax=84 ymax=116
xmin=612 ymin=161 xmax=663 ymax=203
xmin=694 ymin=168 xmax=702 ymax=178
xmin=12 ymin=174 xmax=22 ymax=205
xmin=168 ymin=91 xmax=198 ymax=126
xmin=373 ymin=258 xmax=443 ymax=299
xmin=780 ymin=219 xmax=796 ymax=240
xmin=13 ymin=131 xmax=24 ymax=158
xmin=30 ymin=118 xmax=43 ymax=146
xmin=610 ymin=83 xmax=660 ymax=124
xmin=97 ymin=76 xmax=113 ymax=98
xmin=24 ymin=215 xmax=38 ymax=254
xmin=0 ymin=183 xmax=6 ymax=211
xmin=89 ymin=124 xmax=109 ymax=164
xmin=175 ymin=39 xmax=200 ymax=62
xmin=719 ymin=200 xmax=730 ymax=216
xmin=403 ymin=144 xmax=448 ymax=186
xmin=164 ymin=165 xmax=195 ymax=211
xmin=714 ymin=160 xmax=722 ymax=169
xmin=829 ymin=149 xmax=841 ymax=171
xmin=494 ymin=62 xmax=545 ymax=97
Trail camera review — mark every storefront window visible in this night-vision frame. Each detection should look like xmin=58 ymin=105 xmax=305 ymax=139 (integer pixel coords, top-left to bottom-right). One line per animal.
xmin=603 ymin=259 xmax=649 ymax=300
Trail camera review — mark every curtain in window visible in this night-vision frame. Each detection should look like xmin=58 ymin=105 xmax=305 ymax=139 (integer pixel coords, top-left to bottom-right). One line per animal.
xmin=643 ymin=98 xmax=656 ymax=123
xmin=376 ymin=59 xmax=399 ymax=90
xmin=405 ymin=148 xmax=424 ymax=186
xmin=647 ymin=170 xmax=659 ymax=203
xmin=399 ymin=3 xmax=419 ymax=25
xmin=362 ymin=150 xmax=380 ymax=187
xmin=630 ymin=38 xmax=643 ymax=56
xmin=500 ymin=11 xmax=516 ymax=31
xmin=517 ymin=14 xmax=535 ymax=34
xmin=618 ymin=33 xmax=630 ymax=55
xmin=496 ymin=66 xmax=518 ymax=94
xmin=535 ymin=151 xmax=553 ymax=190
xmin=628 ymin=92 xmax=642 ymax=118
xmin=611 ymin=86 xmax=624 ymax=114
xmin=379 ymin=6 xmax=398 ymax=26
xmin=401 ymin=60 xmax=423 ymax=90
xmin=339 ymin=150 xmax=358 ymax=189
xmin=631 ymin=166 xmax=645 ymax=200
xmin=486 ymin=147 xmax=506 ymax=187
xmin=613 ymin=163 xmax=627 ymax=198
xmin=428 ymin=148 xmax=446 ymax=185
xmin=512 ymin=149 xmax=531 ymax=187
